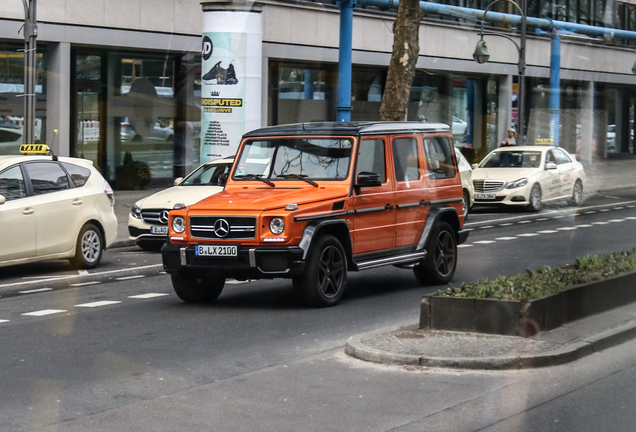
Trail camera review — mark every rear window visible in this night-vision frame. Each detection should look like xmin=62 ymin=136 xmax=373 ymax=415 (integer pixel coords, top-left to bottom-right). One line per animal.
xmin=62 ymin=162 xmax=92 ymax=187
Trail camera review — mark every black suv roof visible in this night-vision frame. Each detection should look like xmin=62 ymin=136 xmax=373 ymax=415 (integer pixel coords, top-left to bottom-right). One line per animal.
xmin=243 ymin=121 xmax=450 ymax=138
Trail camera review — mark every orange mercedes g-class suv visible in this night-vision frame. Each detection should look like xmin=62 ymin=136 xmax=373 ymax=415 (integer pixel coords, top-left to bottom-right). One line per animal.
xmin=162 ymin=122 xmax=469 ymax=307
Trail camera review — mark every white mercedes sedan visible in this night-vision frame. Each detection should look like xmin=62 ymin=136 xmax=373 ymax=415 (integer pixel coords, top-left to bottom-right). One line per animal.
xmin=471 ymin=146 xmax=585 ymax=212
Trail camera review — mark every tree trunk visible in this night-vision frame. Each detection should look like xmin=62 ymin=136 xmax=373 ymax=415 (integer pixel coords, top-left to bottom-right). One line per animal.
xmin=379 ymin=0 xmax=423 ymax=121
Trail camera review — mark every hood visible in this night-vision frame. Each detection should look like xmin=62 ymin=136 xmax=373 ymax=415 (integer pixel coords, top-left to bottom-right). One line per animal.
xmin=136 ymin=185 xmax=224 ymax=209
xmin=190 ymin=185 xmax=350 ymax=212
xmin=472 ymin=167 xmax=540 ymax=182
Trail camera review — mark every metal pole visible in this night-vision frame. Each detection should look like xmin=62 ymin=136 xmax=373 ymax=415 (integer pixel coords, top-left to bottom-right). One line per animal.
xmin=549 ymin=30 xmax=561 ymax=146
xmin=517 ymin=0 xmax=526 ymax=145
xmin=22 ymin=0 xmax=37 ymax=144
xmin=337 ymin=0 xmax=354 ymax=122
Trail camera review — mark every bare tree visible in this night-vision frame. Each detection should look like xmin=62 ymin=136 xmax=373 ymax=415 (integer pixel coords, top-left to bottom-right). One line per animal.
xmin=379 ymin=0 xmax=423 ymax=121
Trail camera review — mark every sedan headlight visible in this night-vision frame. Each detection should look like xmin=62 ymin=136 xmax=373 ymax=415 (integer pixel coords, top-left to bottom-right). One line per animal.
xmin=506 ymin=177 xmax=528 ymax=189
xmin=131 ymin=204 xmax=142 ymax=219
xmin=269 ymin=217 xmax=285 ymax=235
xmin=172 ymin=216 xmax=186 ymax=233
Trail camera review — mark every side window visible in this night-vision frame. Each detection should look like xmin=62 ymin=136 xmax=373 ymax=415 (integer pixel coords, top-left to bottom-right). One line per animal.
xmin=0 ymin=165 xmax=27 ymax=201
xmin=546 ymin=150 xmax=557 ymax=164
xmin=62 ymin=162 xmax=91 ymax=187
xmin=356 ymin=139 xmax=386 ymax=183
xmin=553 ymin=149 xmax=572 ymax=164
xmin=392 ymin=137 xmax=420 ymax=182
xmin=424 ymin=136 xmax=456 ymax=179
xmin=25 ymin=162 xmax=71 ymax=195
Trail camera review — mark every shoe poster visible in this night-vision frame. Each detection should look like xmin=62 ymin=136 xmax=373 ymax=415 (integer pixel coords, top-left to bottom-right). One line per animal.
xmin=201 ymin=11 xmax=262 ymax=162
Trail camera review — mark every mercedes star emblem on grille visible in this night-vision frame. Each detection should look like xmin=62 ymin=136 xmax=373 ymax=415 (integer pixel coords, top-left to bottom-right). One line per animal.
xmin=214 ymin=219 xmax=230 ymax=237
xmin=159 ymin=210 xmax=170 ymax=224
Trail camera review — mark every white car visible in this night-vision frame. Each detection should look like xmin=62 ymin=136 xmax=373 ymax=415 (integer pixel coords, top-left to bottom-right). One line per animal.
xmin=128 ymin=156 xmax=233 ymax=250
xmin=120 ymin=117 xmax=174 ymax=143
xmin=0 ymin=145 xmax=117 ymax=269
xmin=471 ymin=145 xmax=585 ymax=211
xmin=455 ymin=148 xmax=474 ymax=219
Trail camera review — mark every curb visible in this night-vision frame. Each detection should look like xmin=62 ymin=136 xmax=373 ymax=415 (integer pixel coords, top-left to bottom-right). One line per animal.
xmin=344 ymin=320 xmax=636 ymax=370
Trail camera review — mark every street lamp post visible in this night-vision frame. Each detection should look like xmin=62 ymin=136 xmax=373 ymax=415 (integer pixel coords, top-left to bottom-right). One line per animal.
xmin=473 ymin=0 xmax=527 ymax=145
xmin=21 ymin=0 xmax=38 ymax=145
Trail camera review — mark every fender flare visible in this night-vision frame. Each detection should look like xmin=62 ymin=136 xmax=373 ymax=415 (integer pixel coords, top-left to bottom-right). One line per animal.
xmin=416 ymin=206 xmax=465 ymax=251
xmin=298 ymin=219 xmax=353 ymax=262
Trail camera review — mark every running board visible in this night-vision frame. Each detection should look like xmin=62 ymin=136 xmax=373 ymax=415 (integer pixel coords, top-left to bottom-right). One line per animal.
xmin=354 ymin=251 xmax=427 ymax=270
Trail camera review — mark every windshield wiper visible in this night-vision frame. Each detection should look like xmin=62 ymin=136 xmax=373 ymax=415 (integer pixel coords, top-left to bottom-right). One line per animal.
xmin=234 ymin=174 xmax=275 ymax=187
xmin=276 ymin=174 xmax=319 ymax=187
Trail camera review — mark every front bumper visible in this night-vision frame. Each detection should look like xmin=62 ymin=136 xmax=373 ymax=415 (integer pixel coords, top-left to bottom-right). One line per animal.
xmin=161 ymin=242 xmax=306 ymax=279
xmin=472 ymin=185 xmax=531 ymax=206
xmin=128 ymin=214 xmax=168 ymax=242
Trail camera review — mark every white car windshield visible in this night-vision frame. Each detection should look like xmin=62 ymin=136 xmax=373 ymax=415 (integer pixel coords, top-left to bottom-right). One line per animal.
xmin=234 ymin=137 xmax=353 ymax=181
xmin=480 ymin=151 xmax=542 ymax=168
xmin=180 ymin=162 xmax=232 ymax=186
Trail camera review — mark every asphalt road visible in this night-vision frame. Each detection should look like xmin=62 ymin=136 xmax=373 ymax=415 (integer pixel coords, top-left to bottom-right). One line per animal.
xmin=2 ymin=189 xmax=636 ymax=431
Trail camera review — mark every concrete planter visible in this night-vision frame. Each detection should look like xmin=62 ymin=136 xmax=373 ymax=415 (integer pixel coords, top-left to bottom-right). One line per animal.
xmin=420 ymin=271 xmax=636 ymax=337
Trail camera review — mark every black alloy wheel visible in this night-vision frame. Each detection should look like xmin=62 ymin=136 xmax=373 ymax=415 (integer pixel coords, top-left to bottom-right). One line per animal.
xmin=413 ymin=221 xmax=457 ymax=285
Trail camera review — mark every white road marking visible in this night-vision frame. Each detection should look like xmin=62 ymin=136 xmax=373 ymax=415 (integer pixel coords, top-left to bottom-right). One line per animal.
xmin=584 ymin=211 xmax=596 ymax=214
xmin=474 ymin=240 xmax=496 ymax=244
xmin=557 ymin=227 xmax=577 ymax=231
xmin=576 ymin=224 xmax=593 ymax=228
xmin=458 ymin=244 xmax=473 ymax=248
xmin=226 ymin=280 xmax=251 ymax=285
xmin=22 ymin=309 xmax=67 ymax=317
xmin=517 ymin=233 xmax=539 ymax=237
xmin=21 ymin=276 xmax=62 ymax=280
xmin=537 ymin=218 xmax=549 ymax=221
xmin=552 ymin=215 xmax=564 ymax=219
xmin=518 ymin=220 xmax=532 ymax=224
xmin=538 ymin=230 xmax=558 ymax=234
xmin=75 ymin=301 xmax=122 ymax=308
xmin=480 ymin=226 xmax=494 ymax=229
xmin=496 ymin=237 xmax=517 ymax=241
xmin=115 ymin=275 xmax=146 ymax=281
xmin=129 ymin=293 xmax=169 ymax=299
xmin=593 ymin=221 xmax=609 ymax=225
xmin=628 ymin=205 xmax=636 ymax=208
xmin=608 ymin=219 xmax=625 ymax=223
xmin=625 ymin=217 xmax=636 ymax=220
xmin=0 ymin=264 xmax=163 ymax=289
xmin=19 ymin=288 xmax=53 ymax=294
xmin=615 ymin=207 xmax=624 ymax=210
xmin=499 ymin=223 xmax=513 ymax=227
xmin=600 ymin=209 xmax=610 ymax=212
xmin=69 ymin=281 xmax=101 ymax=287
xmin=77 ymin=270 xmax=89 ymax=276
xmin=0 ymin=320 xmax=9 ymax=324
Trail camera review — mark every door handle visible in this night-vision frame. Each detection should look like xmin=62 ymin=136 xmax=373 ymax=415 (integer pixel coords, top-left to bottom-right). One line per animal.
xmin=23 ymin=208 xmax=34 ymax=215
xmin=72 ymin=199 xmax=83 ymax=206
xmin=385 ymin=204 xmax=394 ymax=210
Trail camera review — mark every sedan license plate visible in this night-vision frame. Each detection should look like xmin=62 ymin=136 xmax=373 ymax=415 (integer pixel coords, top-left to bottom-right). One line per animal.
xmin=150 ymin=226 xmax=168 ymax=234
xmin=475 ymin=193 xmax=496 ymax=200
xmin=195 ymin=245 xmax=238 ymax=257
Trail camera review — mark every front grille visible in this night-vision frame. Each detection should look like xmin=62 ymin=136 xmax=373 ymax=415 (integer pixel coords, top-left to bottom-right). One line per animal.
xmin=473 ymin=179 xmax=505 ymax=193
xmin=190 ymin=216 xmax=257 ymax=239
xmin=142 ymin=209 xmax=169 ymax=225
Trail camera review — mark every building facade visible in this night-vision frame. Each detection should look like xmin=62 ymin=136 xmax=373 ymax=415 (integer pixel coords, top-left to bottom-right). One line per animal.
xmin=0 ymin=0 xmax=634 ymax=187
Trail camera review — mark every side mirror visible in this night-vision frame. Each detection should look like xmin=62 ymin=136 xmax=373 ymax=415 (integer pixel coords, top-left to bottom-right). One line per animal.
xmin=471 ymin=163 xmax=479 ymax=169
xmin=546 ymin=162 xmax=558 ymax=170
xmin=356 ymin=171 xmax=382 ymax=188
xmin=218 ymin=173 xmax=228 ymax=186
xmin=173 ymin=177 xmax=183 ymax=186
xmin=0 ymin=195 xmax=5 ymax=205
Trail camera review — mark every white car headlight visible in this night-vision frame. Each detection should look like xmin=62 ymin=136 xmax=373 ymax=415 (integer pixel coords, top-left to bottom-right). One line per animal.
xmin=131 ymin=204 xmax=142 ymax=219
xmin=506 ymin=177 xmax=528 ymax=189
xmin=172 ymin=216 xmax=186 ymax=233
xmin=269 ymin=217 xmax=285 ymax=235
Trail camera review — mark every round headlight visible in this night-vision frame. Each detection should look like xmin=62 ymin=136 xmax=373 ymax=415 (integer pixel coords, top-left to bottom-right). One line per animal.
xmin=269 ymin=217 xmax=285 ymax=235
xmin=172 ymin=216 xmax=186 ymax=233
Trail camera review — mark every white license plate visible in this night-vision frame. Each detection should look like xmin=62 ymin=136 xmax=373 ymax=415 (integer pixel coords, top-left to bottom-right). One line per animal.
xmin=475 ymin=193 xmax=496 ymax=200
xmin=195 ymin=245 xmax=238 ymax=257
xmin=150 ymin=226 xmax=168 ymax=234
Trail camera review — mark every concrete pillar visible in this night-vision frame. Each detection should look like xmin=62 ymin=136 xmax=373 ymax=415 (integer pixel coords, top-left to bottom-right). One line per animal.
xmin=580 ymin=81 xmax=594 ymax=165
xmin=45 ymin=42 xmax=70 ymax=156
xmin=498 ymin=74 xmax=513 ymax=143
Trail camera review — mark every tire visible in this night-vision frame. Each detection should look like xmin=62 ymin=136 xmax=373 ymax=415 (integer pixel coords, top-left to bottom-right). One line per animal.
xmin=462 ymin=190 xmax=471 ymax=220
xmin=293 ymin=235 xmax=347 ymax=307
xmin=137 ymin=240 xmax=165 ymax=252
xmin=70 ymin=223 xmax=104 ymax=269
xmin=569 ymin=179 xmax=583 ymax=206
xmin=171 ymin=273 xmax=225 ymax=303
xmin=413 ymin=221 xmax=457 ymax=285
xmin=527 ymin=184 xmax=542 ymax=212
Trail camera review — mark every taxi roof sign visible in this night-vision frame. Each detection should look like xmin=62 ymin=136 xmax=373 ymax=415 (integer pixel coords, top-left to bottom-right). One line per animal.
xmin=20 ymin=144 xmax=51 ymax=154
xmin=535 ymin=138 xmax=554 ymax=145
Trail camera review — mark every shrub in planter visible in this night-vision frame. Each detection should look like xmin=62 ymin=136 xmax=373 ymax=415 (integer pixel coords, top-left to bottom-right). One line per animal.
xmin=115 ymin=151 xmax=152 ymax=190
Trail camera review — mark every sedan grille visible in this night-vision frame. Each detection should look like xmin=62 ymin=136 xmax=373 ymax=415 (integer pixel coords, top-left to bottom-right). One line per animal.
xmin=190 ymin=216 xmax=257 ymax=239
xmin=141 ymin=209 xmax=170 ymax=225
xmin=473 ymin=179 xmax=505 ymax=193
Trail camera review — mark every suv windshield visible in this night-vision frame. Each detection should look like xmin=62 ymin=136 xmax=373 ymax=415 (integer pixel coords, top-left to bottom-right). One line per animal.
xmin=479 ymin=150 xmax=542 ymax=168
xmin=234 ymin=137 xmax=353 ymax=181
